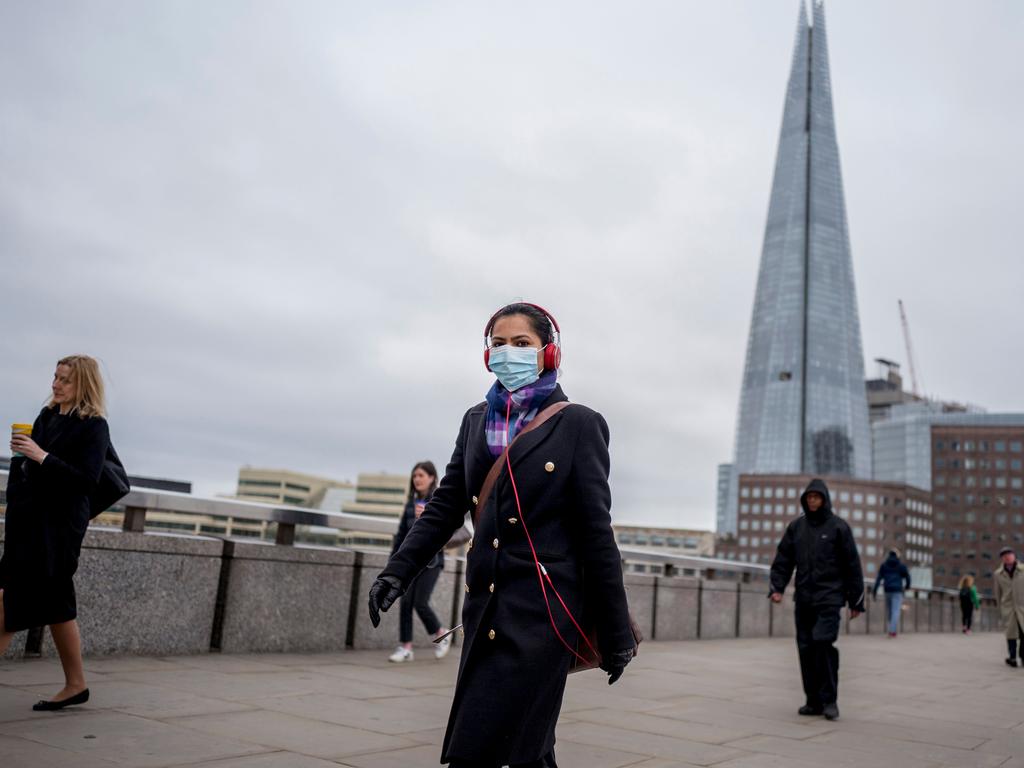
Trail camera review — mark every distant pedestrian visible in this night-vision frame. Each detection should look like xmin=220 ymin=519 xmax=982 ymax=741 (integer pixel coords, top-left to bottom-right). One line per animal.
xmin=769 ymin=478 xmax=865 ymax=721
xmin=993 ymin=547 xmax=1024 ymax=668
xmin=0 ymin=356 xmax=112 ymax=710
xmin=958 ymin=574 xmax=980 ymax=634
xmin=387 ymin=461 xmax=453 ymax=663
xmin=872 ymin=548 xmax=911 ymax=637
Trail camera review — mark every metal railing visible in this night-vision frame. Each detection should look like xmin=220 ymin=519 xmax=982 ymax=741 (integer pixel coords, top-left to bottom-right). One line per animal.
xmin=0 ymin=470 xmax=398 ymax=545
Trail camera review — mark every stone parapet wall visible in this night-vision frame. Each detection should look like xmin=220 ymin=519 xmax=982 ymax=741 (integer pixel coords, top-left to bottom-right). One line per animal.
xmin=0 ymin=523 xmax=993 ymax=658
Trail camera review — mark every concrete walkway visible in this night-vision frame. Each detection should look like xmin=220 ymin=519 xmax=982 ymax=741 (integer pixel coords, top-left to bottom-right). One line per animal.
xmin=0 ymin=632 xmax=1020 ymax=767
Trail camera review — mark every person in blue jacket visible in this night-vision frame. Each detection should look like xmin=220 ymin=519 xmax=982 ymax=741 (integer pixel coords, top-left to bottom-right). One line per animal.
xmin=872 ymin=549 xmax=911 ymax=638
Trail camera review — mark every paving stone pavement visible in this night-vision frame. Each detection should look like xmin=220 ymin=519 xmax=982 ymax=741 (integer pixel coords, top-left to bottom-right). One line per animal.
xmin=0 ymin=632 xmax=1021 ymax=767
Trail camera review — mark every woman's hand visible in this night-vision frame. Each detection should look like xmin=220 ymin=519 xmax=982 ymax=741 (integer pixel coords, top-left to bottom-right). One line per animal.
xmin=600 ymin=648 xmax=635 ymax=685
xmin=11 ymin=434 xmax=47 ymax=464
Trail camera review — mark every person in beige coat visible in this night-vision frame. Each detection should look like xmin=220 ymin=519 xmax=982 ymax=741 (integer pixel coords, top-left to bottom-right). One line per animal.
xmin=993 ymin=547 xmax=1024 ymax=668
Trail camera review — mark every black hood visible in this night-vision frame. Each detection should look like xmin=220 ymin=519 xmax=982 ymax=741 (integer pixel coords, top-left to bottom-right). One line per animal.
xmin=886 ymin=551 xmax=901 ymax=563
xmin=799 ymin=478 xmax=833 ymax=524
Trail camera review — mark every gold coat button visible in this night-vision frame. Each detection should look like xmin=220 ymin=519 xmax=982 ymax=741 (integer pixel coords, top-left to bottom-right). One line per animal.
xmin=488 ymin=583 xmax=495 ymax=593
xmin=472 ymin=495 xmax=479 ymax=505
xmin=544 ymin=461 xmax=555 ymax=472
xmin=508 ymin=517 xmax=518 ymax=525
xmin=492 ymin=538 xmax=499 ymax=549
xmin=464 ymin=583 xmax=470 ymax=593
xmin=488 ymin=629 xmax=496 ymax=640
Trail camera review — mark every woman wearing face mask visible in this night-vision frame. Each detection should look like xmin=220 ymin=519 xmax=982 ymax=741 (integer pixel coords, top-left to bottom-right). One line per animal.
xmin=0 ymin=355 xmax=111 ymax=711
xmin=367 ymin=302 xmax=635 ymax=768
xmin=387 ymin=460 xmax=452 ymax=663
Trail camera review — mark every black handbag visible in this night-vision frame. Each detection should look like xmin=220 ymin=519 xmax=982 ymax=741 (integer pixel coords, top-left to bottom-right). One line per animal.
xmin=89 ymin=443 xmax=131 ymax=518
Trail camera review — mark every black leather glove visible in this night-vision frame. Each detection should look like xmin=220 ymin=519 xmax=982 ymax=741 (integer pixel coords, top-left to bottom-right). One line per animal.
xmin=599 ymin=648 xmax=634 ymax=686
xmin=367 ymin=575 xmax=404 ymax=628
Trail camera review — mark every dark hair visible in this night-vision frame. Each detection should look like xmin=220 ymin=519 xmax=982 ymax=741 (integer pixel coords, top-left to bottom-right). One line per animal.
xmin=409 ymin=460 xmax=439 ymax=500
xmin=488 ymin=302 xmax=555 ymax=345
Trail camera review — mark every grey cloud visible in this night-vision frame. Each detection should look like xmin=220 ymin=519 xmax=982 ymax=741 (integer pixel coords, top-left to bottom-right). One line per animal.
xmin=2 ymin=1 xmax=1021 ymax=527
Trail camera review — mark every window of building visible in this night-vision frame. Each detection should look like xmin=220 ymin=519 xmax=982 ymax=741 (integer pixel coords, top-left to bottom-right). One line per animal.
xmin=1013 ymin=479 xmax=1023 ymax=489
xmin=1009 ymin=441 xmax=1023 ymax=452
xmin=787 ymin=488 xmax=798 ymax=498
xmin=775 ymin=521 xmax=784 ymax=532
xmin=866 ymin=511 xmax=877 ymax=522
xmin=839 ymin=491 xmax=850 ymax=502
xmin=752 ymin=503 xmax=761 ymax=514
xmin=965 ymin=441 xmax=976 ymax=451
xmin=935 ymin=459 xmax=945 ymax=469
xmin=788 ymin=505 xmax=798 ymax=515
xmin=853 ymin=527 xmax=864 ymax=537
xmin=936 ymin=440 xmax=946 ymax=451
xmin=935 ymin=475 xmax=946 ymax=486
xmin=619 ymin=534 xmax=634 ymax=544
xmin=994 ymin=440 xmax=1006 ymax=452
xmin=866 ymin=563 xmax=876 ymax=573
xmin=739 ymin=536 xmax=748 ymax=546
xmin=741 ymin=487 xmax=750 ymax=498
xmin=964 ymin=458 xmax=976 ymax=470
xmin=751 ymin=520 xmax=761 ymax=531
xmin=867 ymin=528 xmax=877 ymax=539
xmin=740 ymin=503 xmax=749 ymax=513
xmin=997 ymin=477 xmax=1008 ymax=488
xmin=1011 ymin=459 xmax=1022 ymax=470
xmin=750 ymin=537 xmax=760 ymax=547
xmin=853 ymin=509 xmax=863 ymax=521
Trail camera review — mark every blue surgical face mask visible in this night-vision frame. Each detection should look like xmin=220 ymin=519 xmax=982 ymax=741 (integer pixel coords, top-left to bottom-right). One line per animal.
xmin=487 ymin=345 xmax=540 ymax=392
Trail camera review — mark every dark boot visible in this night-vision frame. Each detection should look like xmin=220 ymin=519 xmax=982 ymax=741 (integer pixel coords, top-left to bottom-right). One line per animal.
xmin=798 ymin=703 xmax=823 ymax=716
xmin=823 ymin=702 xmax=839 ymax=721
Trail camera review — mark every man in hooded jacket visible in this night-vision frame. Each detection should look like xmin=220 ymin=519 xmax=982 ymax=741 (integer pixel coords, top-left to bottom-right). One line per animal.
xmin=769 ymin=478 xmax=864 ymax=721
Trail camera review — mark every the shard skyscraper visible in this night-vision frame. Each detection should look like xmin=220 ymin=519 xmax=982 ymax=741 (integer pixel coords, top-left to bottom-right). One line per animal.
xmin=718 ymin=2 xmax=871 ymax=534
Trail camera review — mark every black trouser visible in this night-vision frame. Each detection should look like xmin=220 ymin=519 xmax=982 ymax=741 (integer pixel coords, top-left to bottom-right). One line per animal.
xmin=449 ymin=750 xmax=557 ymax=768
xmin=1009 ymin=621 xmax=1024 ymax=660
xmin=795 ymin=602 xmax=841 ymax=707
xmin=960 ymin=599 xmax=974 ymax=630
xmin=399 ymin=565 xmax=443 ymax=643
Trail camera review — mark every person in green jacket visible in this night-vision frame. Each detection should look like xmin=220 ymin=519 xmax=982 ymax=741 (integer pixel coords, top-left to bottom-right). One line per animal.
xmin=958 ymin=574 xmax=981 ymax=634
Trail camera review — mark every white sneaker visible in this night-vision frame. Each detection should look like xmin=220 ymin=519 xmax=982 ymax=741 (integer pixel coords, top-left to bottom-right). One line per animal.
xmin=388 ymin=646 xmax=413 ymax=663
xmin=434 ymin=632 xmax=451 ymax=660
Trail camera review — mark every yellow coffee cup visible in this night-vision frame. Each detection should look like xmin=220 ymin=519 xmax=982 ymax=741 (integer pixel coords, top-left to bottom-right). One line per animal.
xmin=11 ymin=423 xmax=32 ymax=457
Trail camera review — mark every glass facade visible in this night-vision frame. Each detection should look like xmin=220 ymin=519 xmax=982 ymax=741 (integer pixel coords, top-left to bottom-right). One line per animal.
xmin=721 ymin=2 xmax=870 ymax=533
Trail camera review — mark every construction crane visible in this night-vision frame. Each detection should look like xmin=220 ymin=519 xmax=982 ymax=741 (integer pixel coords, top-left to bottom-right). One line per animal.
xmin=898 ymin=299 xmax=922 ymax=398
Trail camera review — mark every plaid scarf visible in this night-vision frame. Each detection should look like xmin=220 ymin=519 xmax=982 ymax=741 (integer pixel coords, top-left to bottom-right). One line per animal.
xmin=484 ymin=370 xmax=558 ymax=458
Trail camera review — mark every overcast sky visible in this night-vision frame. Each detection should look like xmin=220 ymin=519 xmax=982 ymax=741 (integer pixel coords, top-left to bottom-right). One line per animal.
xmin=2 ymin=1 xmax=1021 ymax=529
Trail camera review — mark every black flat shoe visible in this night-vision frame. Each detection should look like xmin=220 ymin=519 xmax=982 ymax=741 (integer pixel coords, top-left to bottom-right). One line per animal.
xmin=1006 ymin=658 xmax=1018 ymax=668
xmin=823 ymin=703 xmax=840 ymax=721
xmin=798 ymin=704 xmax=823 ymax=716
xmin=32 ymin=688 xmax=89 ymax=711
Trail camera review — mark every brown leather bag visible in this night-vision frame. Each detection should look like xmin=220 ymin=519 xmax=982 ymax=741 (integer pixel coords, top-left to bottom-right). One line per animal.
xmin=471 ymin=400 xmax=642 ymax=672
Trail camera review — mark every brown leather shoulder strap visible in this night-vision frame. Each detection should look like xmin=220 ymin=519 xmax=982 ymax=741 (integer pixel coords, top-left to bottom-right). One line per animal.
xmin=472 ymin=401 xmax=572 ymax=526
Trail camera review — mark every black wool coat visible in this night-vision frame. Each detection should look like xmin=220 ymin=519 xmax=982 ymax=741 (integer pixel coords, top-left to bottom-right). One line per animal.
xmin=0 ymin=406 xmax=110 ymax=631
xmin=391 ymin=493 xmax=443 ymax=570
xmin=381 ymin=386 xmax=634 ymax=765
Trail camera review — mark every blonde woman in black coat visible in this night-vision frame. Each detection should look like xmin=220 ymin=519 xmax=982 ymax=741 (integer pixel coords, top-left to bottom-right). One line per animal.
xmin=368 ymin=303 xmax=635 ymax=768
xmin=0 ymin=355 xmax=111 ymax=711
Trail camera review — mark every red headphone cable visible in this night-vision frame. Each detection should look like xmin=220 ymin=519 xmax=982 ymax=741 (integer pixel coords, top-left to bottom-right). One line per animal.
xmin=503 ymin=398 xmax=599 ymax=666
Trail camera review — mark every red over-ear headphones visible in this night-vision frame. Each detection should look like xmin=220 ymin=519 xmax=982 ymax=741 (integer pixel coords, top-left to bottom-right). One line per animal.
xmin=483 ymin=303 xmax=561 ymax=373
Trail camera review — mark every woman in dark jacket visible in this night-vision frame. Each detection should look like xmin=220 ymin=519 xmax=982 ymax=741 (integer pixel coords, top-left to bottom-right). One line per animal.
xmin=367 ymin=303 xmax=635 ymax=768
xmin=387 ymin=460 xmax=452 ymax=663
xmin=0 ymin=355 xmax=111 ymax=711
